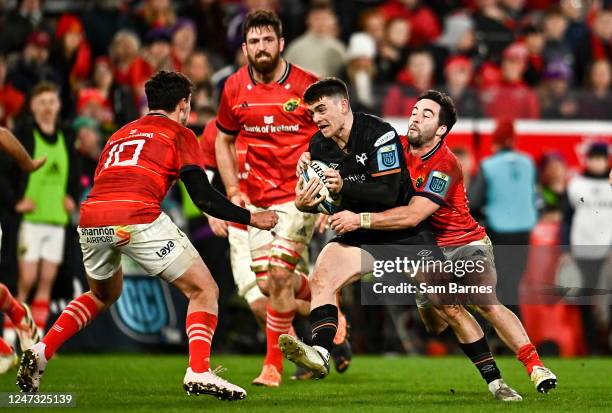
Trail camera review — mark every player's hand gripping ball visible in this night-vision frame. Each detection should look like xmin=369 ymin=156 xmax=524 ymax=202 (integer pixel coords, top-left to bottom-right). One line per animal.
xmin=301 ymin=160 xmax=342 ymax=215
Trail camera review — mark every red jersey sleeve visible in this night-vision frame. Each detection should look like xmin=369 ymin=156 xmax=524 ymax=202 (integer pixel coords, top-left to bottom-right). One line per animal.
xmin=216 ymin=78 xmax=240 ymax=135
xmin=416 ymin=157 xmax=462 ymax=206
xmin=199 ymin=119 xmax=218 ymax=169
xmin=176 ymin=127 xmax=203 ymax=172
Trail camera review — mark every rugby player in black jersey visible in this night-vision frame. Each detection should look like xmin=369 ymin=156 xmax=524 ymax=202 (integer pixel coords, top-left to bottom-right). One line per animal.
xmin=278 ymin=78 xmax=489 ymax=380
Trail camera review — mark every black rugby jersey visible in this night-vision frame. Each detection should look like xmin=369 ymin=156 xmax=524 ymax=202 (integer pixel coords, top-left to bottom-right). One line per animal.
xmin=308 ymin=112 xmax=412 ymax=213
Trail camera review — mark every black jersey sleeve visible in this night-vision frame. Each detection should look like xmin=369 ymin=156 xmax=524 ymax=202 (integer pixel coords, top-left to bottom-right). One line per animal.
xmin=341 ymin=125 xmax=404 ymax=208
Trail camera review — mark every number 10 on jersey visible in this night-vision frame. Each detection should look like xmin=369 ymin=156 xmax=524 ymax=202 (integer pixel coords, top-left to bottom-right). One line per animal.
xmin=103 ymin=139 xmax=146 ymax=169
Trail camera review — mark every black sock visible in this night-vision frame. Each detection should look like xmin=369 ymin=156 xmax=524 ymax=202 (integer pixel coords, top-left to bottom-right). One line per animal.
xmin=459 ymin=336 xmax=501 ymax=384
xmin=310 ymin=304 xmax=338 ymax=353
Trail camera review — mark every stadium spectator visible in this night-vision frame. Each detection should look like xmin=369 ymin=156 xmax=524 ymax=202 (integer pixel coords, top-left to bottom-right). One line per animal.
xmin=341 ymin=32 xmax=377 ymax=112
xmin=376 ymin=17 xmax=411 ymax=83
xmin=473 ymin=0 xmax=516 ymax=62
xmin=285 ymin=4 xmax=346 ymax=77
xmin=108 ymin=30 xmax=144 ymax=87
xmin=0 ymin=0 xmax=53 ymax=55
xmin=180 ymin=0 xmax=228 ymax=62
xmin=76 ymin=57 xmax=137 ymax=133
xmin=170 ymin=18 xmax=197 ymax=72
xmin=358 ymin=8 xmax=386 ymax=47
xmin=538 ymin=59 xmax=579 ymax=119
xmin=470 ymin=118 xmax=538 ymax=307
xmin=522 ymin=25 xmax=546 ymax=86
xmin=124 ymin=0 xmax=177 ymax=41
xmin=480 ymin=43 xmax=540 ymax=119
xmin=574 ymin=7 xmax=612 ymax=86
xmin=72 ymin=116 xmax=101 ymax=199
xmin=51 ymin=14 xmax=93 ymax=114
xmin=563 ymin=142 xmax=611 ymax=354
xmin=559 ymin=0 xmax=589 ymax=51
xmin=183 ymin=51 xmax=214 ymax=89
xmin=578 ymin=59 xmax=612 ymax=120
xmin=541 ymin=7 xmax=573 ymax=70
xmin=13 ymin=82 xmax=79 ymax=334
xmin=81 ymin=0 xmax=127 ymax=58
xmin=382 ymin=49 xmax=435 ymax=117
xmin=436 ymin=12 xmax=476 ymax=56
xmin=378 ymin=0 xmax=441 ymax=47
xmin=536 ymin=151 xmax=568 ymax=214
xmin=442 ymin=56 xmax=482 ymax=118
xmin=7 ymin=30 xmax=60 ymax=96
xmin=0 ymin=56 xmax=25 ymax=129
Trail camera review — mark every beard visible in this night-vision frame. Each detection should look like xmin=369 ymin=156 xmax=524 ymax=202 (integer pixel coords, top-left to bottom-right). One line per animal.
xmin=248 ymin=51 xmax=280 ymax=75
xmin=407 ymin=131 xmax=427 ymax=148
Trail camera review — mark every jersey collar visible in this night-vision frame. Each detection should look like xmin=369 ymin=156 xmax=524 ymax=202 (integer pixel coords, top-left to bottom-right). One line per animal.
xmin=247 ymin=60 xmax=291 ymax=85
xmin=420 ymin=139 xmax=443 ymax=161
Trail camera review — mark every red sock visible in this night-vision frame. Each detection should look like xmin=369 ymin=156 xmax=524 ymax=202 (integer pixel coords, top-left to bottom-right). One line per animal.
xmin=294 ymin=272 xmax=311 ymax=301
xmin=186 ymin=312 xmax=217 ymax=373
xmin=517 ymin=343 xmax=544 ymax=375
xmin=42 ymin=294 xmax=100 ymax=360
xmin=31 ymin=299 xmax=50 ymax=330
xmin=265 ymin=306 xmax=295 ymax=372
xmin=0 ymin=337 xmax=13 ymax=355
xmin=0 ymin=283 xmax=25 ymax=325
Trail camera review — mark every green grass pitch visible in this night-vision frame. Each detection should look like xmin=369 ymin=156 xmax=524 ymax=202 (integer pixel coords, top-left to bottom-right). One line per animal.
xmin=0 ymin=355 xmax=610 ymax=412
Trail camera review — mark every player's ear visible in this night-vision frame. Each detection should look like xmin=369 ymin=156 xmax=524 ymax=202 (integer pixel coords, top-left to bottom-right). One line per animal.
xmin=279 ymin=37 xmax=285 ymax=53
xmin=241 ymin=42 xmax=248 ymax=58
xmin=341 ymin=98 xmax=349 ymax=114
xmin=436 ymin=125 xmax=447 ymax=138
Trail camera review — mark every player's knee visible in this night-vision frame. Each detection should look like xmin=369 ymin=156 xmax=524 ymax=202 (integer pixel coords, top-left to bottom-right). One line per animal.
xmin=440 ymin=305 xmax=463 ymax=323
xmin=474 ymin=304 xmax=500 ymax=318
xmin=309 ymin=271 xmax=335 ymax=296
xmin=268 ymin=265 xmax=293 ymax=286
xmin=255 ymin=277 xmax=270 ymax=296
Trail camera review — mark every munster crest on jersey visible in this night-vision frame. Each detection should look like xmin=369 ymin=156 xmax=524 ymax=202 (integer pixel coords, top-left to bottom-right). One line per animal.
xmin=283 ymin=98 xmax=300 ymax=112
xmin=416 ymin=176 xmax=424 ymax=188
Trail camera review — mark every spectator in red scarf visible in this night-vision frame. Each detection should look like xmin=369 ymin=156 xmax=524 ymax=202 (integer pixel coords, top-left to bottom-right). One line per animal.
xmin=378 ymin=0 xmax=441 ymax=47
xmin=480 ymin=43 xmax=540 ymax=118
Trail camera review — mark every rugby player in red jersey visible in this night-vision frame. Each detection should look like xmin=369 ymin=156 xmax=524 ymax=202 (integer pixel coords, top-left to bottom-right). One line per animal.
xmin=330 ymin=90 xmax=558 ymax=397
xmin=215 ymin=10 xmax=349 ymax=386
xmin=16 ymin=71 xmax=278 ymax=400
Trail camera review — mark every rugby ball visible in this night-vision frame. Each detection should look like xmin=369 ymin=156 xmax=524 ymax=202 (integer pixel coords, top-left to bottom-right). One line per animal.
xmin=301 ymin=160 xmax=342 ymax=215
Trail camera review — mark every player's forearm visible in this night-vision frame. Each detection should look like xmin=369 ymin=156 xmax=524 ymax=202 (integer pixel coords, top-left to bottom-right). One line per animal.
xmin=0 ymin=127 xmax=35 ymax=171
xmin=214 ymin=134 xmax=240 ymax=194
xmin=180 ymin=167 xmax=251 ymax=225
xmin=369 ymin=206 xmax=422 ymax=230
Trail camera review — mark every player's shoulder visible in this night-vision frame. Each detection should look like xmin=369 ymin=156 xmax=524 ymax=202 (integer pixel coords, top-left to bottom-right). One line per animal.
xmin=222 ymin=66 xmax=250 ymax=94
xmin=288 ymin=63 xmax=319 ymax=86
xmin=355 ymin=112 xmax=397 ymax=145
xmin=429 ymin=142 xmax=462 ymax=176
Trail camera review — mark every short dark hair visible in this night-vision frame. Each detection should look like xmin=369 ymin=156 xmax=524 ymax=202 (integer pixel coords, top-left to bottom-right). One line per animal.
xmin=145 ymin=70 xmax=193 ymax=112
xmin=417 ymin=90 xmax=457 ymax=138
xmin=242 ymin=10 xmax=283 ymax=41
xmin=303 ymin=77 xmax=349 ymax=105
xmin=31 ymin=81 xmax=60 ymax=99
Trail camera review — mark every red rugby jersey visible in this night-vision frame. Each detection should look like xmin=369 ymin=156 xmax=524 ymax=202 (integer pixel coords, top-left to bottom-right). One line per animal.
xmin=199 ymin=118 xmax=248 ymax=230
xmin=404 ymin=139 xmax=485 ymax=246
xmin=80 ymin=114 xmax=202 ymax=227
xmin=216 ymin=63 xmax=318 ymax=207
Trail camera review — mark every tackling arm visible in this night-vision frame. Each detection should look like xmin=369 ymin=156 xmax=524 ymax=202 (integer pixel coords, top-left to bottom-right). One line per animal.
xmin=369 ymin=196 xmax=440 ymax=230
xmin=0 ymin=127 xmax=45 ymax=172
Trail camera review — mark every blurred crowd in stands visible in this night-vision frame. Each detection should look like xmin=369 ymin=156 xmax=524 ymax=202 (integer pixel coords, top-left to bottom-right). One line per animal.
xmin=0 ymin=0 xmax=610 ymax=356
